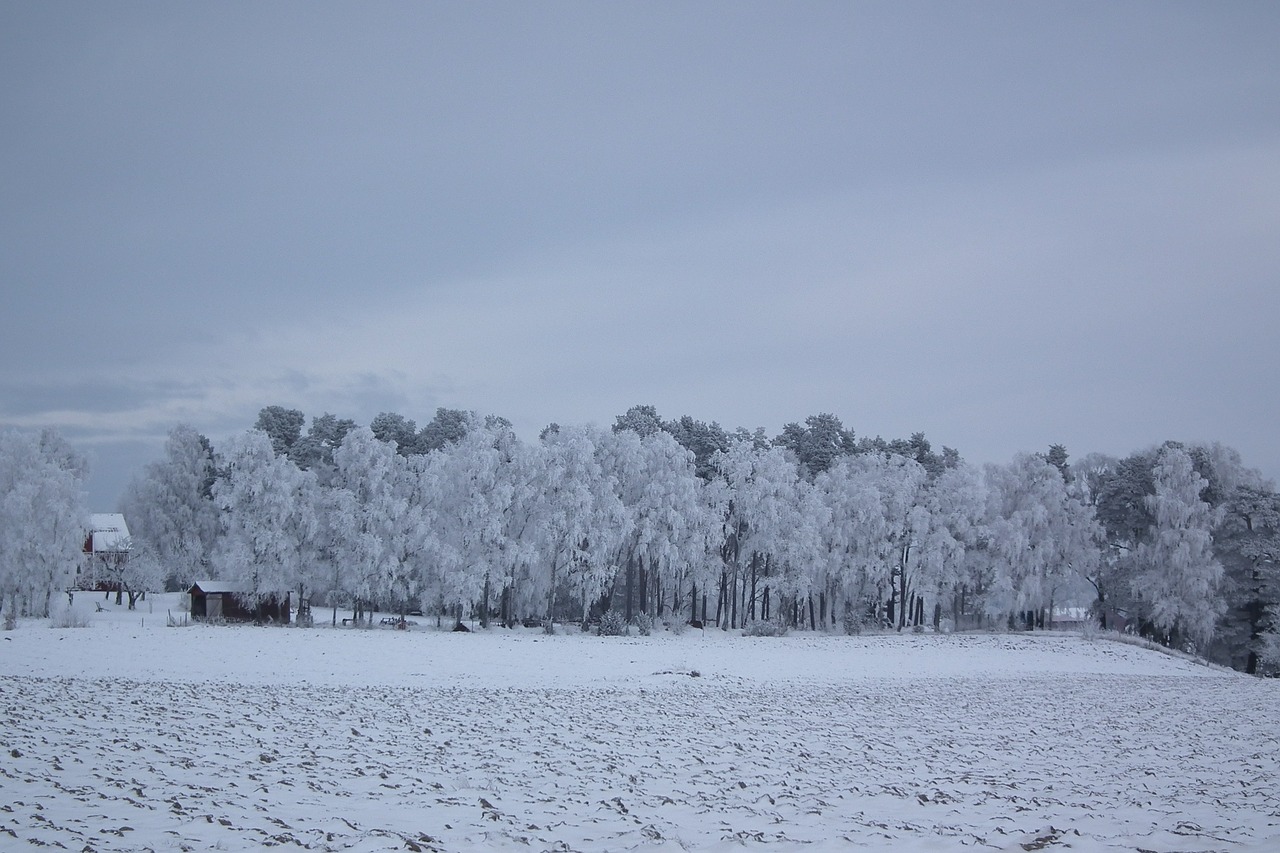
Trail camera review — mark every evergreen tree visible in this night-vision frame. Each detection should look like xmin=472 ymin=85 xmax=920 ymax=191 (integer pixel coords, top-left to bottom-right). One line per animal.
xmin=290 ymin=412 xmax=357 ymax=471
xmin=254 ymin=406 xmax=306 ymax=456
xmin=370 ymin=412 xmax=419 ymax=456
xmin=418 ymin=407 xmax=472 ymax=453
xmin=662 ymin=415 xmax=730 ymax=481
xmin=773 ymin=413 xmax=856 ymax=480
xmin=612 ymin=404 xmax=665 ymax=438
xmin=1213 ymin=484 xmax=1280 ymax=673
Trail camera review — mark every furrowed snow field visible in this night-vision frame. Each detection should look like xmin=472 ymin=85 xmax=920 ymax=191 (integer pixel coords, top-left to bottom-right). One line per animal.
xmin=2 ymin=598 xmax=1278 ymax=852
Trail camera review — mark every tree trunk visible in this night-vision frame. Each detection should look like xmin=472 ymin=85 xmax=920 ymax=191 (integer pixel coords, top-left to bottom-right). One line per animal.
xmin=546 ymin=558 xmax=558 ymax=622
xmin=730 ymin=565 xmax=739 ymax=629
xmin=624 ymin=551 xmax=635 ymax=623
xmin=715 ymin=570 xmax=726 ymax=628
xmin=638 ymin=554 xmax=648 ymax=615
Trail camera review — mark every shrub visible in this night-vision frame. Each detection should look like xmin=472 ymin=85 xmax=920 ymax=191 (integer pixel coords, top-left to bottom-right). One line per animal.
xmin=635 ymin=612 xmax=654 ymax=636
xmin=51 ymin=608 xmax=91 ymax=629
xmin=667 ymin=618 xmax=686 ymax=636
xmin=743 ymin=619 xmax=788 ymax=637
xmin=49 ymin=597 xmax=92 ymax=629
xmin=598 ymin=610 xmax=628 ymax=637
xmin=542 ymin=619 xmax=556 ymax=635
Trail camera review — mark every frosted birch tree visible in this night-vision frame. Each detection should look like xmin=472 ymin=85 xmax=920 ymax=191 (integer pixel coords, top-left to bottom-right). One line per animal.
xmin=815 ymin=454 xmax=893 ymax=630
xmin=634 ymin=431 xmax=721 ymax=623
xmin=482 ymin=430 xmax=544 ymax=627
xmin=983 ymin=453 xmax=1101 ymax=627
xmin=596 ymin=429 xmax=719 ymax=623
xmin=330 ymin=427 xmax=402 ymax=623
xmin=817 ymin=452 xmax=931 ymax=629
xmin=713 ymin=441 xmax=818 ymax=628
xmin=429 ymin=421 xmax=518 ymax=626
xmin=212 ymin=430 xmax=320 ymax=621
xmin=1131 ymin=445 xmax=1225 ymax=650
xmin=535 ymin=425 xmax=628 ymax=624
xmin=0 ymin=428 xmax=89 ymax=620
xmin=917 ymin=463 xmax=987 ymax=629
xmin=118 ymin=424 xmax=219 ymax=590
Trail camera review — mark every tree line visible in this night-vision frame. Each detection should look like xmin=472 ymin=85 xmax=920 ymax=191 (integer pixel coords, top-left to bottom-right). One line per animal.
xmin=3 ymin=405 xmax=1278 ymax=674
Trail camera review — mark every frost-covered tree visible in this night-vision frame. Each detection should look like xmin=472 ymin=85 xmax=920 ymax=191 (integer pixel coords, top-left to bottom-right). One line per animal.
xmin=429 ymin=420 xmax=517 ymax=626
xmin=815 ymin=455 xmax=887 ymax=630
xmin=290 ymin=412 xmax=357 ymax=471
xmin=254 ymin=405 xmax=306 ymax=457
xmin=983 ymin=453 xmax=1101 ymax=628
xmin=382 ymin=452 xmax=434 ymax=619
xmin=490 ymin=433 xmax=552 ymax=627
xmin=418 ymin=407 xmax=472 ymax=453
xmin=1130 ymin=446 xmax=1225 ymax=651
xmin=814 ymin=452 xmax=932 ymax=629
xmin=773 ymin=413 xmax=856 ymax=480
xmin=612 ymin=403 xmax=665 ymax=438
xmin=99 ymin=536 xmax=166 ymax=610
xmin=634 ymin=431 xmax=720 ymax=623
xmin=329 ymin=427 xmax=405 ymax=623
xmin=118 ymin=424 xmax=219 ymax=590
xmin=870 ymin=453 xmax=931 ymax=629
xmin=370 ymin=411 xmax=419 ymax=456
xmin=662 ymin=415 xmax=731 ymax=481
xmin=0 ymin=428 xmax=89 ymax=619
xmin=917 ymin=463 xmax=988 ymax=629
xmin=212 ymin=430 xmax=319 ymax=621
xmin=534 ymin=425 xmax=628 ymax=623
xmin=1215 ymin=484 xmax=1280 ymax=673
xmin=596 ymin=428 xmax=717 ymax=623
xmin=713 ymin=440 xmax=820 ymax=628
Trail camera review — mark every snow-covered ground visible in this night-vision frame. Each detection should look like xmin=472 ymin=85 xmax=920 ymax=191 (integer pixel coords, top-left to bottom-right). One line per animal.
xmin=2 ymin=596 xmax=1278 ymax=852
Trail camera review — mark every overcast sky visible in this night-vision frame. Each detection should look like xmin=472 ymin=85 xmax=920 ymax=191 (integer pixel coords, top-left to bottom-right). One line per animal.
xmin=3 ymin=1 xmax=1278 ymax=509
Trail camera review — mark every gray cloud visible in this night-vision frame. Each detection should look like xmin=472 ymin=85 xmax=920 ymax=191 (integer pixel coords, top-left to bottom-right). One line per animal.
xmin=2 ymin=1 xmax=1278 ymax=507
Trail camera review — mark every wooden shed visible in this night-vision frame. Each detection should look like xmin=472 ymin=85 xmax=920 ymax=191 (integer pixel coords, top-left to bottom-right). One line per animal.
xmin=189 ymin=581 xmax=290 ymax=624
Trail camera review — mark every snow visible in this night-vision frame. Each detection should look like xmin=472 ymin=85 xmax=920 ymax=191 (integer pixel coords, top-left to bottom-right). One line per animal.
xmin=2 ymin=596 xmax=1278 ymax=852
xmin=88 ymin=513 xmax=130 ymax=553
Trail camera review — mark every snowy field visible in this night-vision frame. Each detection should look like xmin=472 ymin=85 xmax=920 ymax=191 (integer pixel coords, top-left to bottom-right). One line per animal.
xmin=2 ymin=596 xmax=1278 ymax=852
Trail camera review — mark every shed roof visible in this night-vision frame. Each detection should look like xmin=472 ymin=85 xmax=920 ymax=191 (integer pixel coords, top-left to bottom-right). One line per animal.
xmin=190 ymin=580 xmax=247 ymax=595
